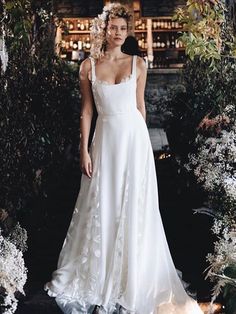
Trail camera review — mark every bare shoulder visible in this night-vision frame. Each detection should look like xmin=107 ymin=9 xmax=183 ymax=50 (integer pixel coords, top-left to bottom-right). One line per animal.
xmin=136 ymin=56 xmax=146 ymax=68
xmin=79 ymin=57 xmax=91 ymax=73
xmin=79 ymin=57 xmax=92 ymax=80
xmin=136 ymin=56 xmax=147 ymax=78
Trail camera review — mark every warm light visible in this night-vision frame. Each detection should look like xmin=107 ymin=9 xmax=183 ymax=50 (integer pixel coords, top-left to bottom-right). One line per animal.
xmin=198 ymin=302 xmax=224 ymax=314
xmin=158 ymin=153 xmax=171 ymax=160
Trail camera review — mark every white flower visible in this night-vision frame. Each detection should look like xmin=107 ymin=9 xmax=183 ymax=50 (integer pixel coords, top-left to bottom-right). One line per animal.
xmin=6 ymin=222 xmax=28 ymax=252
xmin=223 ymin=177 xmax=236 ymax=201
xmin=185 ymin=124 xmax=236 ymax=202
xmin=0 ymin=232 xmax=27 ymax=314
xmin=37 ymin=8 xmax=50 ymax=22
xmin=90 ymin=3 xmax=131 ymax=59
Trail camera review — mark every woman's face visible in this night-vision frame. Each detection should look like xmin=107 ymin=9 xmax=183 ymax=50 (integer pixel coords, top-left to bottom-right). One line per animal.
xmin=106 ymin=18 xmax=128 ymax=47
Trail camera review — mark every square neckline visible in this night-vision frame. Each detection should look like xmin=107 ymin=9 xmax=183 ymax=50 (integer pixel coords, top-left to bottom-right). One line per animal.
xmin=92 ymin=55 xmax=136 ymax=87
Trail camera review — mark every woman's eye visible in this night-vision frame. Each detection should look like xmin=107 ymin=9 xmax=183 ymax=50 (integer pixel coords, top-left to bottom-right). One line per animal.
xmin=109 ymin=25 xmax=127 ymax=32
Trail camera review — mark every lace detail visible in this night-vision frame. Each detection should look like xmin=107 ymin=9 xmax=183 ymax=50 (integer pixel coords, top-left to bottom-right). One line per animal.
xmin=70 ymin=163 xmax=102 ymax=303
xmin=91 ymin=83 xmax=103 ymax=114
xmin=90 ymin=55 xmax=135 ymax=87
xmin=45 ymin=152 xmax=136 ymax=313
xmin=95 ymin=74 xmax=133 ymax=86
xmin=96 ymin=304 xmax=135 ymax=314
xmin=110 ymin=168 xmax=130 ymax=301
xmin=45 ymin=151 xmax=102 ymax=306
xmin=137 ymin=150 xmax=149 ymax=261
xmin=55 ymin=299 xmax=135 ymax=314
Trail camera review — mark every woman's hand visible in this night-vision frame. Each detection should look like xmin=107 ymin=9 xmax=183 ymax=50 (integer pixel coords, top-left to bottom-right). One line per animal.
xmin=80 ymin=150 xmax=93 ymax=178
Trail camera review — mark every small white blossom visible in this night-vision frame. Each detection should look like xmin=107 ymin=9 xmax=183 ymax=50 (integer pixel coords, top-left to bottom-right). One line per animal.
xmin=205 ymin=216 xmax=236 ymax=299
xmin=185 ymin=114 xmax=236 ymax=301
xmin=37 ymin=8 xmax=51 ymax=23
xmin=6 ymin=222 xmax=28 ymax=252
xmin=223 ymin=177 xmax=236 ymax=201
xmin=185 ymin=124 xmax=236 ymax=202
xmin=0 ymin=231 xmax=27 ymax=314
xmin=90 ymin=3 xmax=131 ymax=59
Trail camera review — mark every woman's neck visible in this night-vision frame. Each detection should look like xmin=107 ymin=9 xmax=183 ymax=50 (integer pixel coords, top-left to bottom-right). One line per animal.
xmin=104 ymin=46 xmax=124 ymax=60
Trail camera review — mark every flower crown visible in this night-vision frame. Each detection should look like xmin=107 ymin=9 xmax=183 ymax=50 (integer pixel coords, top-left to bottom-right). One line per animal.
xmin=91 ymin=3 xmax=131 ymax=34
xmin=90 ymin=3 xmax=132 ymax=59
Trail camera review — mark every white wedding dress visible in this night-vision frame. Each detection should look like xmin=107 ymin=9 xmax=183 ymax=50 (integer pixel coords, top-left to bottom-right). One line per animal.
xmin=44 ymin=55 xmax=203 ymax=314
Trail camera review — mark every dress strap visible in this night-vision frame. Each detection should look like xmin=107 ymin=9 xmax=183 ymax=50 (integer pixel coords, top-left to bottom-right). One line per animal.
xmin=89 ymin=57 xmax=96 ymax=83
xmin=132 ymin=55 xmax=137 ymax=78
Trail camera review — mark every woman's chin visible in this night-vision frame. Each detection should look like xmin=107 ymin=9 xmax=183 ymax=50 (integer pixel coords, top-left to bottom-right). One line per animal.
xmin=108 ymin=40 xmax=125 ymax=47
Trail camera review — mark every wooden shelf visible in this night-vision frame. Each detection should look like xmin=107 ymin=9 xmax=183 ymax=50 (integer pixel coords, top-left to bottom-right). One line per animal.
xmin=64 ymin=29 xmax=183 ymax=35
xmin=152 ymin=47 xmax=185 ymax=51
xmin=63 ymin=17 xmax=91 ymax=21
xmin=59 ymin=15 xmax=185 ymax=64
xmin=139 ymin=48 xmax=185 ymax=52
xmin=134 ymin=28 xmax=182 ymax=33
xmin=61 ymin=49 xmax=90 ymax=52
xmin=62 ymin=30 xmax=90 ymax=34
xmin=134 ymin=29 xmax=148 ymax=32
xmin=152 ymin=29 xmax=183 ymax=32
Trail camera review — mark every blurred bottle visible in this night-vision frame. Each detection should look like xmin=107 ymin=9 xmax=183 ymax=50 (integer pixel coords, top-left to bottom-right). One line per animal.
xmin=85 ymin=36 xmax=91 ymax=49
xmin=69 ymin=21 xmax=74 ymax=30
xmin=80 ymin=21 xmax=85 ymax=30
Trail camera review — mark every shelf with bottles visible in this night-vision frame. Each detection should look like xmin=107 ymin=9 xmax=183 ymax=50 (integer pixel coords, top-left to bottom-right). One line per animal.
xmin=134 ymin=17 xmax=183 ymax=33
xmin=136 ymin=31 xmax=185 ymax=52
xmin=62 ymin=18 xmax=92 ymax=34
xmin=60 ymin=50 xmax=90 ymax=62
xmin=62 ymin=48 xmax=90 ymax=53
xmin=151 ymin=50 xmax=186 ymax=69
xmin=59 ymin=17 xmax=92 ymax=62
xmin=134 ymin=18 xmax=148 ymax=31
xmin=66 ymin=30 xmax=91 ymax=34
xmin=61 ymin=34 xmax=91 ymax=51
xmin=152 ymin=48 xmax=185 ymax=51
xmin=151 ymin=17 xmax=183 ymax=31
xmin=136 ymin=32 xmax=148 ymax=50
xmin=152 ymin=29 xmax=182 ymax=33
xmin=135 ymin=30 xmax=148 ymax=33
xmin=135 ymin=28 xmax=182 ymax=33
xmin=152 ymin=33 xmax=185 ymax=50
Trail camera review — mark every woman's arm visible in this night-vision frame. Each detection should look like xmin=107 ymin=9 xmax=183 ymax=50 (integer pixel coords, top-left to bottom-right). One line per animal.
xmin=79 ymin=58 xmax=94 ymax=178
xmin=136 ymin=56 xmax=147 ymax=122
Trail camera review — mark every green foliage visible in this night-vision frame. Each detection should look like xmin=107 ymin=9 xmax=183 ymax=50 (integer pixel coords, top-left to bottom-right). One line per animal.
xmin=164 ymin=57 xmax=236 ymax=310
xmin=224 ymin=265 xmax=236 ymax=280
xmin=3 ymin=0 xmax=32 ymax=56
xmin=166 ymin=1 xmax=236 ymax=306
xmin=163 ymin=56 xmax=236 ymax=164
xmin=173 ymin=0 xmax=236 ymax=66
xmin=0 ymin=1 xmax=81 ymax=215
xmin=223 ymin=282 xmax=236 ymax=314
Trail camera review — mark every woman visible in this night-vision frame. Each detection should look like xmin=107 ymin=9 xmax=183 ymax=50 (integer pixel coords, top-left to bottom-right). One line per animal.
xmin=45 ymin=3 xmax=203 ymax=314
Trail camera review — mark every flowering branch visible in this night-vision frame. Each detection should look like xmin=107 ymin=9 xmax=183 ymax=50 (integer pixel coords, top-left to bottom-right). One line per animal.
xmin=173 ymin=0 xmax=236 ymax=65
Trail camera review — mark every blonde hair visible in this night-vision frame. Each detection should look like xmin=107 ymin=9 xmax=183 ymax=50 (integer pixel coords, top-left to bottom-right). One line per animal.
xmin=90 ymin=3 xmax=132 ymax=59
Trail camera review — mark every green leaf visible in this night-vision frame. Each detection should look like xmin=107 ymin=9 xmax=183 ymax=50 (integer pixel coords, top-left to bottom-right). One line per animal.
xmin=4 ymin=2 xmax=15 ymax=10
xmin=224 ymin=266 xmax=236 ymax=279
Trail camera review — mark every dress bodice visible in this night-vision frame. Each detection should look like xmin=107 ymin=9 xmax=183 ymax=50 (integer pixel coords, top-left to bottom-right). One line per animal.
xmin=89 ymin=55 xmax=137 ymax=116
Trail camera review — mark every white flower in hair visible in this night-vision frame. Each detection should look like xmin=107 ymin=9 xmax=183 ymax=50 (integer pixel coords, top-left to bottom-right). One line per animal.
xmin=90 ymin=3 xmax=131 ymax=59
